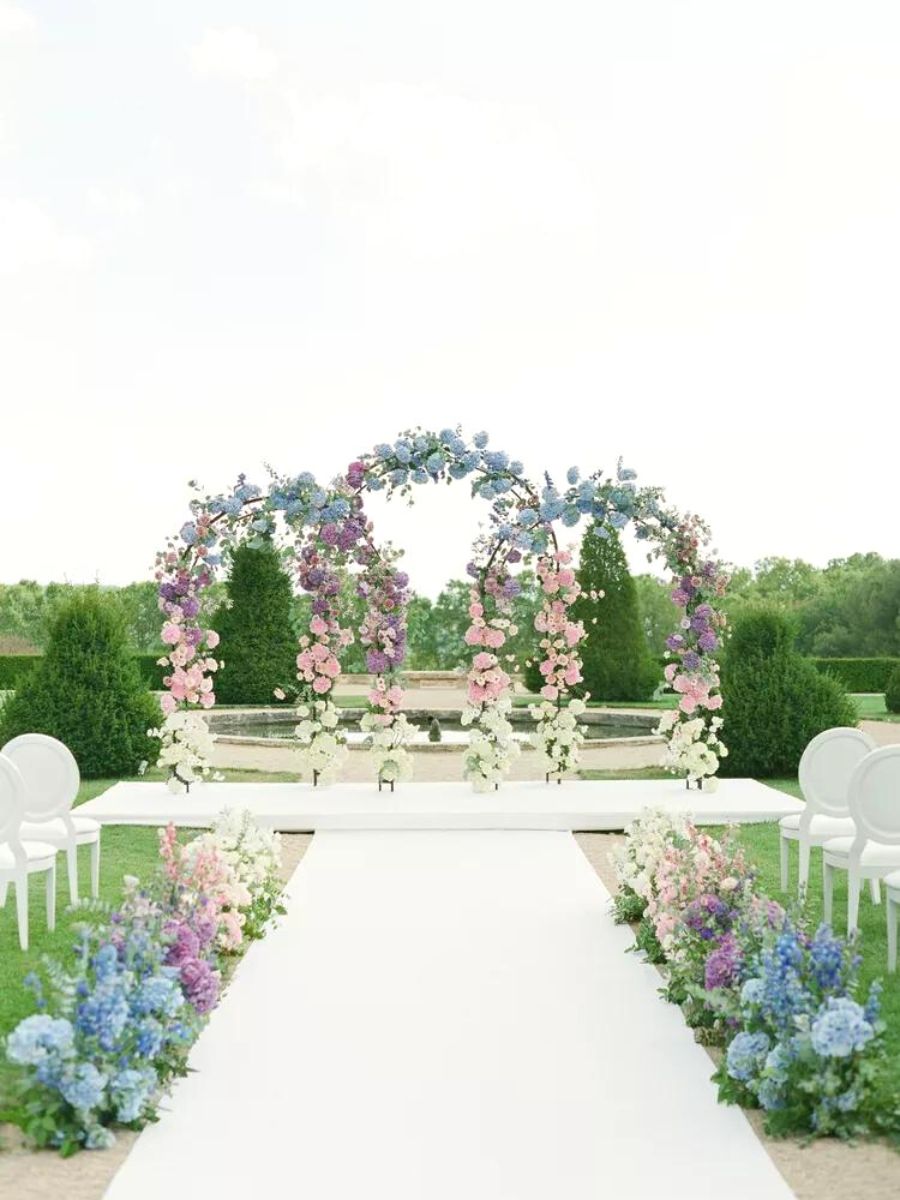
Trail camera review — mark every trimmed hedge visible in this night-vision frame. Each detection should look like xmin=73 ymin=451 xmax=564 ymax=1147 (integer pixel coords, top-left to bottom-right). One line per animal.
xmin=886 ymin=666 xmax=900 ymax=714
xmin=0 ymin=654 xmax=167 ymax=691
xmin=809 ymin=658 xmax=899 ymax=693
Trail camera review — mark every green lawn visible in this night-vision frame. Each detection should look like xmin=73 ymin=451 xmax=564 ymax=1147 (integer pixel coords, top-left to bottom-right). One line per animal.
xmin=853 ymin=693 xmax=900 ymax=722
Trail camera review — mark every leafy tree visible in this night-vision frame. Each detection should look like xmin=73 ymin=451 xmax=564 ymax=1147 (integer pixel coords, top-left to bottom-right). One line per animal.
xmin=719 ymin=607 xmax=857 ymax=777
xmin=633 ymin=574 xmax=679 ymax=658
xmin=212 ymin=543 xmax=299 ymax=704
xmin=571 ymin=525 xmax=658 ymax=701
xmin=0 ymin=590 xmax=159 ymax=778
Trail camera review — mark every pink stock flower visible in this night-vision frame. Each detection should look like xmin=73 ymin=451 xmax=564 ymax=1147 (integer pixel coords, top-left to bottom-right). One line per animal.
xmin=312 ymin=676 xmax=332 ymax=694
xmin=161 ymin=623 xmax=182 ymax=645
xmin=310 ymin=615 xmax=328 ymax=636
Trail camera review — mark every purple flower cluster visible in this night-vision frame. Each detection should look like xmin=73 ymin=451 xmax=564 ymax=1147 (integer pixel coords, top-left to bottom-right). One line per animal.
xmin=705 ymin=932 xmax=742 ymax=990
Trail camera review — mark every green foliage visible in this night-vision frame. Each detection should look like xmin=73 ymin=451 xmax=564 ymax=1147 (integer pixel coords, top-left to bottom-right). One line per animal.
xmin=720 ymin=608 xmax=857 ymax=777
xmin=633 ymin=574 xmax=680 ymax=658
xmin=212 ymin=543 xmax=299 ymax=704
xmin=809 ymin=657 xmax=899 ymax=693
xmin=726 ymin=554 xmax=900 ymax=657
xmin=572 ymin=525 xmax=659 ymax=701
xmin=885 ymin=665 xmax=900 ymax=714
xmin=0 ymin=591 xmax=160 ymax=778
xmin=0 ymin=655 xmax=41 ymax=689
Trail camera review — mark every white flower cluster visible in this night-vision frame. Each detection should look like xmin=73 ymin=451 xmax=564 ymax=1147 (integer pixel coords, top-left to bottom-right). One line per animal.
xmin=360 ymin=710 xmax=417 ymax=784
xmin=461 ymin=697 xmax=521 ymax=793
xmin=656 ymin=710 xmax=727 ymax=785
xmin=610 ymin=807 xmax=692 ymax=900
xmin=191 ymin=807 xmax=283 ymax=890
xmin=149 ymin=710 xmax=218 ymax=794
xmin=528 ymin=698 xmax=586 ymax=778
xmin=295 ymin=698 xmax=348 ymax=785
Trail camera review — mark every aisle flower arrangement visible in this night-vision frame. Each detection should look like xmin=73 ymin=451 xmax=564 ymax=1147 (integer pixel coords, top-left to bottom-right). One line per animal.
xmin=3 ymin=810 xmax=284 ymax=1155
xmin=295 ymin=698 xmax=348 ymax=785
xmin=611 ymin=810 xmax=892 ymax=1139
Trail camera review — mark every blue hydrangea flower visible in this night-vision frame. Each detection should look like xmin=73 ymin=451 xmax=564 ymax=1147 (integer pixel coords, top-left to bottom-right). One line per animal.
xmin=389 ymin=469 xmax=408 ymax=487
xmin=757 ymin=1077 xmax=785 ymax=1111
xmin=394 ymin=441 xmax=412 ymax=464
xmin=111 ymin=1066 xmax=158 ymax=1124
xmin=425 ymin=451 xmax=444 ymax=474
xmin=811 ymin=998 xmax=875 ymax=1058
xmin=7 ymin=1015 xmax=75 ymax=1066
xmin=134 ymin=973 xmax=184 ymax=1019
xmin=517 ymin=508 xmax=538 ymax=528
xmin=484 ymin=450 xmax=508 ymax=472
xmin=179 ymin=522 xmax=197 ymax=545
xmin=726 ymin=1031 xmax=770 ymax=1083
xmin=222 ymin=496 xmax=243 ymax=516
xmin=473 ymin=430 xmax=489 ymax=448
xmin=608 ymin=510 xmax=629 ymax=529
xmin=561 ymin=505 xmax=580 ymax=527
xmin=411 ymin=468 xmax=429 ymax=485
xmin=741 ymin=976 xmax=764 ymax=1005
xmin=448 ymin=462 xmax=468 ymax=480
xmin=566 ymin=466 xmax=580 ymax=485
xmin=374 ymin=443 xmax=393 ymax=460
xmin=59 ymin=1062 xmax=107 ymax=1113
xmin=85 ymin=1124 xmax=116 ymax=1150
xmin=508 ymin=459 xmax=523 ymax=476
xmin=234 ymin=483 xmax=261 ymax=501
xmin=439 ymin=428 xmax=456 ymax=443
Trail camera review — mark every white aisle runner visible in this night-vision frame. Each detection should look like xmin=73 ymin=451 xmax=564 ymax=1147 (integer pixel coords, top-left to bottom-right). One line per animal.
xmin=105 ymin=832 xmax=793 ymax=1200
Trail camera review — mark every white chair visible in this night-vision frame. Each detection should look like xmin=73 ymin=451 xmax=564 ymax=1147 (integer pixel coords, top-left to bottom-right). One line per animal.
xmin=886 ymin=870 xmax=900 ymax=972
xmin=779 ymin=727 xmax=877 ymax=897
xmin=0 ymin=753 xmax=58 ymax=950
xmin=1 ymin=734 xmax=100 ymax=903
xmin=823 ymin=746 xmax=900 ymax=934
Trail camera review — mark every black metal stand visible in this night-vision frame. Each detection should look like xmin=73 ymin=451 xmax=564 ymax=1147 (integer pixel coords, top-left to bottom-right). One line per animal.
xmin=378 ymin=777 xmax=395 ymax=793
xmin=685 ymin=776 xmax=704 ymax=791
xmin=545 ymin=773 xmax=563 ymax=786
xmin=313 ymin=770 xmax=319 ymax=788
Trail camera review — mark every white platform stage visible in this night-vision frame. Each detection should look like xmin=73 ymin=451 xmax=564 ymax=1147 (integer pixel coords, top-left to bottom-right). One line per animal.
xmin=104 ymin=832 xmax=793 ymax=1200
xmin=79 ymin=778 xmax=800 ymax=831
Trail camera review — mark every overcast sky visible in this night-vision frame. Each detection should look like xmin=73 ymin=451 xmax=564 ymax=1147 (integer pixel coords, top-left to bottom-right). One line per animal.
xmin=1 ymin=1 xmax=898 ymax=597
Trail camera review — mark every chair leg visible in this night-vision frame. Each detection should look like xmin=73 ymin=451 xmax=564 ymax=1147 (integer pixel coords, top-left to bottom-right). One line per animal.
xmin=888 ymin=898 xmax=898 ymax=973
xmin=870 ymin=877 xmax=881 ymax=905
xmin=779 ymin=834 xmax=789 ymax=891
xmin=66 ymin=840 xmax=78 ymax=905
xmin=90 ymin=836 xmax=100 ymax=898
xmin=798 ymin=840 xmax=812 ymax=899
xmin=848 ymin=868 xmax=861 ymax=935
xmin=15 ymin=872 xmax=29 ymax=952
xmin=46 ymin=862 xmax=56 ymax=932
xmin=823 ymin=860 xmax=834 ymax=925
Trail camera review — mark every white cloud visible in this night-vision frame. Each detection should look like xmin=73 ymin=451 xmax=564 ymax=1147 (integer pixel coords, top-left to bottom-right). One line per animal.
xmin=0 ymin=2 xmax=36 ymax=38
xmin=190 ymin=26 xmax=277 ymax=83
xmin=86 ymin=185 xmax=145 ymax=219
xmin=0 ymin=199 xmax=90 ymax=272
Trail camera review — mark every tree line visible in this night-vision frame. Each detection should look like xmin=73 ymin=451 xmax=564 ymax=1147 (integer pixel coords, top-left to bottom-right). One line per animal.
xmin=2 ymin=549 xmax=898 ymax=666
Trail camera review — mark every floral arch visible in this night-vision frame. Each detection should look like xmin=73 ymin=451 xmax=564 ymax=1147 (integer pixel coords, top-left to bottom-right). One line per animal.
xmin=153 ymin=428 xmax=728 ymax=793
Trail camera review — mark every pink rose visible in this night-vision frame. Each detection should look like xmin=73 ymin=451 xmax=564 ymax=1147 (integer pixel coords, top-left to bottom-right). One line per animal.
xmin=199 ymin=691 xmax=215 ymax=708
xmin=540 ymin=684 xmax=559 ymax=701
xmin=310 ymin=615 xmax=328 ymax=636
xmin=312 ymin=676 xmax=331 ymax=694
xmin=205 ymin=630 xmax=220 ymax=649
xmin=160 ymin=693 xmax=177 ymax=715
xmin=161 ymin=622 xmax=182 ymax=645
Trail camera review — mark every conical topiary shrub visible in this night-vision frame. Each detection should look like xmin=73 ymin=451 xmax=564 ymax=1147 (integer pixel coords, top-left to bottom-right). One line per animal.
xmin=212 ymin=542 xmax=299 ymax=705
xmin=720 ymin=607 xmax=858 ymax=777
xmin=0 ymin=590 xmax=160 ymax=778
xmin=570 ymin=524 xmax=658 ymax=701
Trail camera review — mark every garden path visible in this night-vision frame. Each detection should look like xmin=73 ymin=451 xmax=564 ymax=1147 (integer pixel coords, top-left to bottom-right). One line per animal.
xmin=103 ymin=830 xmax=793 ymax=1200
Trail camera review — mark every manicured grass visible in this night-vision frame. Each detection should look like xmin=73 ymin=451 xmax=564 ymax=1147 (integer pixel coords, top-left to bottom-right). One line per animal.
xmin=0 ymin=768 xmax=294 ymax=1041
xmin=853 ymin=693 xmax=900 ymax=722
